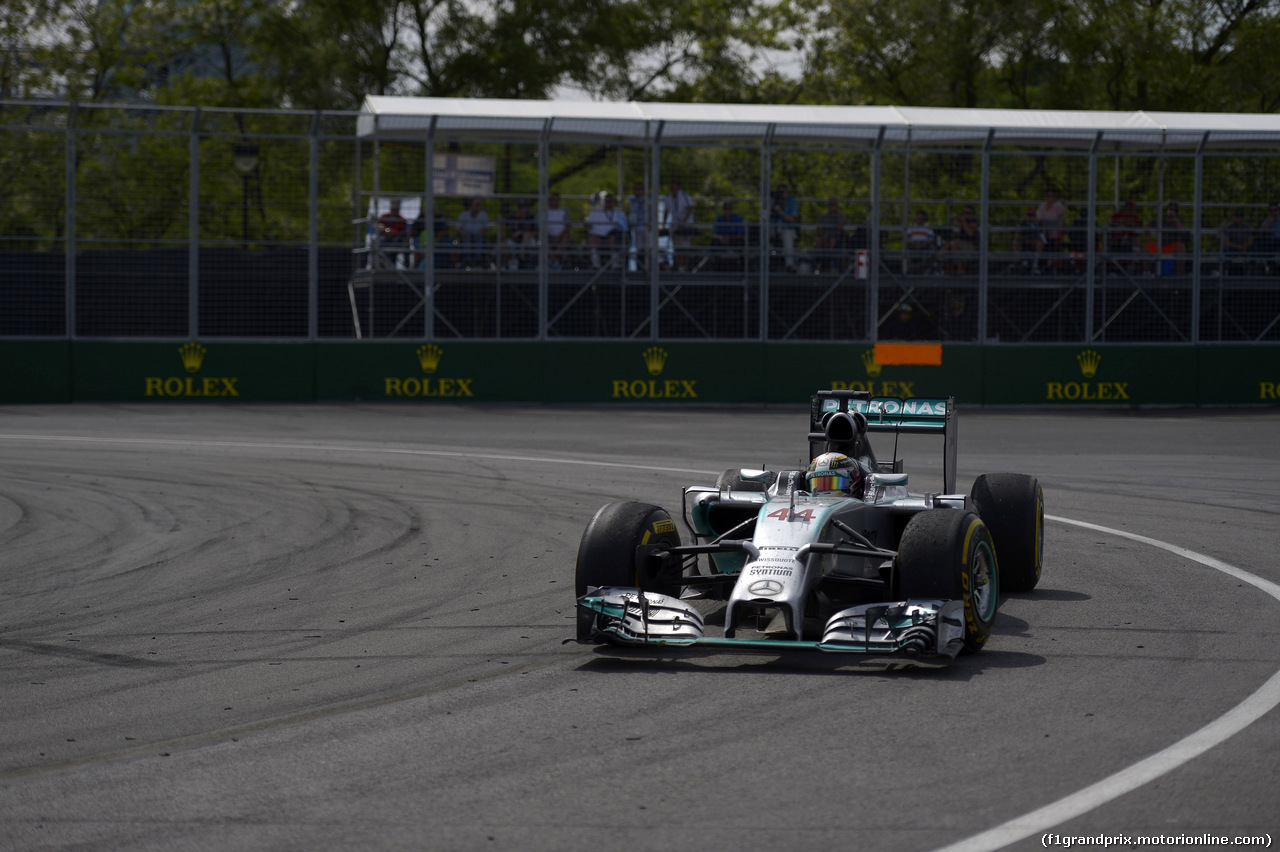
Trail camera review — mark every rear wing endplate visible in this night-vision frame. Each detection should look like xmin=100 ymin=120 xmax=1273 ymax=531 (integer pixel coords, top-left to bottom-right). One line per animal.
xmin=809 ymin=390 xmax=957 ymax=494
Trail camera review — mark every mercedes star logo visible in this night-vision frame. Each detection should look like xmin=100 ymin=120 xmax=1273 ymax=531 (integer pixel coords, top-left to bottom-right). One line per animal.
xmin=748 ymin=579 xmax=784 ymax=596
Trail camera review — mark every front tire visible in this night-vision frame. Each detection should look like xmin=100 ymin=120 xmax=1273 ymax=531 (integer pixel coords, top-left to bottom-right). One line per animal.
xmin=970 ymin=473 xmax=1043 ymax=593
xmin=574 ymin=501 xmax=682 ymax=598
xmin=894 ymin=509 xmax=998 ymax=653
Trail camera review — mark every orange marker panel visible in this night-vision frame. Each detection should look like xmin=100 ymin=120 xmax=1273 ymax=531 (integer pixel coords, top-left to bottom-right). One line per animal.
xmin=873 ymin=343 xmax=943 ymax=366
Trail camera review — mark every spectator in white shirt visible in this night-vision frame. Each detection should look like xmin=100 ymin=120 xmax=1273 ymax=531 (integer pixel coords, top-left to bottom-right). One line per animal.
xmin=585 ymin=193 xmax=628 ymax=268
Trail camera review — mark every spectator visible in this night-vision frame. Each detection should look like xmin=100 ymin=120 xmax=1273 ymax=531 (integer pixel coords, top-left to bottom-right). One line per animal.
xmin=505 ymin=199 xmax=537 ymax=269
xmin=711 ymin=200 xmax=746 ymax=270
xmin=663 ymin=181 xmax=695 ymax=272
xmin=939 ymin=293 xmax=976 ymax=341
xmin=1035 ymin=190 xmax=1066 ymax=254
xmin=881 ymin=303 xmax=924 ymax=340
xmin=409 ymin=201 xmax=450 ymax=269
xmin=456 ymin=197 xmax=492 ymax=268
xmin=1153 ymin=201 xmax=1190 ymax=247
xmin=585 ymin=193 xmax=628 ymax=268
xmin=1148 ymin=201 xmax=1189 ymax=274
xmin=1014 ymin=207 xmax=1046 ymax=273
xmin=770 ymin=183 xmax=800 ymax=272
xmin=545 ymin=192 xmax=572 ymax=269
xmin=1107 ymin=200 xmax=1142 ymax=265
xmin=1219 ymin=210 xmax=1254 ymax=276
xmin=947 ymin=207 xmax=980 ymax=274
xmin=814 ymin=197 xmax=846 ymax=272
xmin=904 ymin=209 xmax=936 ymax=273
xmin=626 ymin=181 xmax=648 ymax=270
xmin=376 ymin=199 xmax=408 ymax=268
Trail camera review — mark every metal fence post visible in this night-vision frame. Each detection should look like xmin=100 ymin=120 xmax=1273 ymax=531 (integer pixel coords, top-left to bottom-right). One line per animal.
xmin=309 ymin=111 xmax=320 ymax=340
xmin=65 ymin=102 xmax=77 ymax=339
xmin=979 ymin=129 xmax=994 ymax=344
xmin=869 ymin=126 xmax=884 ymax=341
xmin=189 ymin=108 xmax=201 ymax=340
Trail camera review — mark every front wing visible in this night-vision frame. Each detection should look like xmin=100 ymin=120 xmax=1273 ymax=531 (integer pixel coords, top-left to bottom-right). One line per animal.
xmin=576 ymin=587 xmax=966 ymax=661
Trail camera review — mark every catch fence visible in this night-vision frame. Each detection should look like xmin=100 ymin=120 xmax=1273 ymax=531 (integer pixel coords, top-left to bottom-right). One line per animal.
xmin=3 ymin=99 xmax=1280 ymax=344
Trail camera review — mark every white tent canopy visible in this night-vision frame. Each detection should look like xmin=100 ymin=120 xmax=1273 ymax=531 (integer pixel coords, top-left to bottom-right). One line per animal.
xmin=359 ymin=96 xmax=1280 ymax=150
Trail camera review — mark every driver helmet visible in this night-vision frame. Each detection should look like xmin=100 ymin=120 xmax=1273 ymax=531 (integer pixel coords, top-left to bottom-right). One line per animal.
xmin=806 ymin=452 xmax=863 ymax=495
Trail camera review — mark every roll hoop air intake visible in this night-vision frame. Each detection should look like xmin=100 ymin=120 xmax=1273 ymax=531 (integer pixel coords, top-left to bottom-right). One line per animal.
xmin=819 ymin=409 xmax=868 ymax=455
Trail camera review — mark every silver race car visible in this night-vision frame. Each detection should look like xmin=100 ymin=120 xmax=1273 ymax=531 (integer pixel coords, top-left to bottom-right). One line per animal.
xmin=574 ymin=389 xmax=1043 ymax=662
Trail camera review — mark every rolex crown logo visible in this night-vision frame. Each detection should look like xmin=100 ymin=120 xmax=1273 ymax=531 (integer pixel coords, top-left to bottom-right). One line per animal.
xmin=179 ymin=342 xmax=206 ymax=373
xmin=642 ymin=346 xmax=668 ymax=376
xmin=1077 ymin=349 xmax=1101 ymax=379
xmin=861 ymin=348 xmax=882 ymax=378
xmin=417 ymin=344 xmax=443 ymax=374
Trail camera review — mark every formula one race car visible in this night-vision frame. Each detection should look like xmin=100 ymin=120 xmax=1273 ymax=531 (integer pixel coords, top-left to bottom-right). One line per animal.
xmin=574 ymin=389 xmax=1043 ymax=662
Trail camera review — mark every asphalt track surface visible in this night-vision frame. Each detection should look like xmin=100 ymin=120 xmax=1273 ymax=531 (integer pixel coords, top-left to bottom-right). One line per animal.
xmin=2 ymin=403 xmax=1278 ymax=852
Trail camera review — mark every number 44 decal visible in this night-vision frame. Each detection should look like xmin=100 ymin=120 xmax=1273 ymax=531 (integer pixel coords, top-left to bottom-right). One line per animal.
xmin=767 ymin=508 xmax=816 ymax=521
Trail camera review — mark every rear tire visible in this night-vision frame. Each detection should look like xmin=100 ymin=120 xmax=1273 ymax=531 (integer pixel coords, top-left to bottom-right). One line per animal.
xmin=970 ymin=473 xmax=1043 ymax=593
xmin=894 ymin=509 xmax=998 ymax=653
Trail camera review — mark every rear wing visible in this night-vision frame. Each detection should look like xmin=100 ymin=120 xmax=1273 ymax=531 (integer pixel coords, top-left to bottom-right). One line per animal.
xmin=809 ymin=390 xmax=957 ymax=494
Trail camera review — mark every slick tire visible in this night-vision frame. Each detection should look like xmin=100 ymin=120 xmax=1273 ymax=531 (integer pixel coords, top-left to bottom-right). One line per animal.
xmin=574 ymin=501 xmax=682 ymax=598
xmin=893 ymin=509 xmax=999 ymax=654
xmin=970 ymin=473 xmax=1043 ymax=593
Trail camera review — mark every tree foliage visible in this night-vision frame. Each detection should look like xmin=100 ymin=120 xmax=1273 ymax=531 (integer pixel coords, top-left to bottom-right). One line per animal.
xmin=792 ymin=0 xmax=1280 ymax=113
xmin=10 ymin=0 xmax=1280 ymax=113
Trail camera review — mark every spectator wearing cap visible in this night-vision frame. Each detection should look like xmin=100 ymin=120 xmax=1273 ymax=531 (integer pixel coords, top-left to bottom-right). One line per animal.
xmin=881 ymin=302 xmax=925 ymax=340
xmin=376 ymin=199 xmax=408 ymax=268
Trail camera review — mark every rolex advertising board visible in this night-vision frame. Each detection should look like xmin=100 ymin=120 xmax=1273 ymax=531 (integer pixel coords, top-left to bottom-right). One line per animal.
xmin=764 ymin=344 xmax=984 ymax=405
xmin=541 ymin=343 xmax=764 ymax=403
xmin=980 ymin=345 xmax=1197 ymax=406
xmin=1 ymin=341 xmax=1277 ymax=406
xmin=70 ymin=342 xmax=314 ymax=401
xmin=314 ymin=342 xmax=543 ymax=402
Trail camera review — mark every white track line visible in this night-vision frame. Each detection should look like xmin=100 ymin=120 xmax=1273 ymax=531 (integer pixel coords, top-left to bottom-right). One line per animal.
xmin=932 ymin=515 xmax=1280 ymax=852
xmin=7 ymin=432 xmax=1278 ymax=843
xmin=0 ymin=434 xmax=721 ymax=476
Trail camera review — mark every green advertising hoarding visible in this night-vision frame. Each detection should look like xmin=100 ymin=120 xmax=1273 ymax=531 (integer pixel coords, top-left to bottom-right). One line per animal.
xmin=980 ymin=345 xmax=1198 ymax=406
xmin=0 ymin=341 xmax=71 ymax=403
xmin=314 ymin=342 xmax=545 ymax=402
xmin=541 ymin=342 xmax=764 ymax=403
xmin=0 ymin=341 xmax=1276 ymax=406
xmin=1196 ymin=346 xmax=1280 ymax=405
xmin=71 ymin=341 xmax=314 ymax=401
xmin=764 ymin=344 xmax=985 ymax=405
